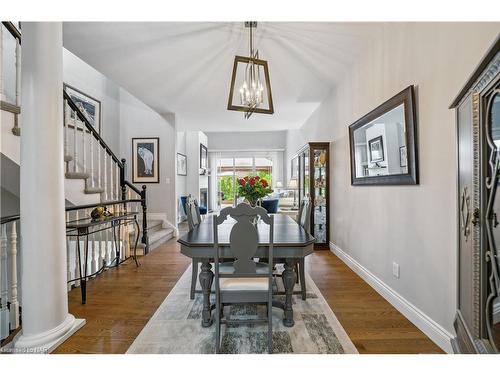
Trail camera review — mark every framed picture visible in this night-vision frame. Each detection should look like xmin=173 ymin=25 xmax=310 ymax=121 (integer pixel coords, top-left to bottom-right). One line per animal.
xmin=368 ymin=135 xmax=384 ymax=163
xmin=399 ymin=146 xmax=407 ymax=167
xmin=177 ymin=153 xmax=187 ymax=176
xmin=200 ymin=143 xmax=208 ymax=170
xmin=64 ymin=84 xmax=101 ymax=133
xmin=132 ymin=138 xmax=160 ymax=183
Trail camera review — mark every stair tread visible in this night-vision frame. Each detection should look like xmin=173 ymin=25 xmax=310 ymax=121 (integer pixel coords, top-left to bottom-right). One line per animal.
xmin=84 ymin=187 xmax=105 ymax=194
xmin=130 ymin=220 xmax=164 ymax=232
xmin=134 ymin=227 xmax=174 ymax=251
xmin=66 ymin=171 xmax=90 ymax=179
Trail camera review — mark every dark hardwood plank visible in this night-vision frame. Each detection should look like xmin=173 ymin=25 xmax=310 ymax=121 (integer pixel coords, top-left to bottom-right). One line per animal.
xmin=307 ymin=250 xmax=444 ymax=354
xmin=54 ymin=238 xmax=190 ymax=354
xmin=55 ymin=238 xmax=443 ymax=354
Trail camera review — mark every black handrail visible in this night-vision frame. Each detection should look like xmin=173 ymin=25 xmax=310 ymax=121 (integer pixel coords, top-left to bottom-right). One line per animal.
xmin=124 ymin=180 xmax=142 ymax=196
xmin=65 ymin=199 xmax=142 ymax=212
xmin=2 ymin=22 xmax=21 ymax=44
xmin=64 ymin=91 xmax=123 ymax=169
xmin=1 ymin=214 xmax=20 ymax=225
xmin=0 ymin=28 xmax=150 ymax=253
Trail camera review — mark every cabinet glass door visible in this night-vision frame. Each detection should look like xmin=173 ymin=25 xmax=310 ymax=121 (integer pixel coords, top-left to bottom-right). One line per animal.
xmin=313 ymin=148 xmax=327 ymax=244
xmin=302 ymin=149 xmax=310 ymax=201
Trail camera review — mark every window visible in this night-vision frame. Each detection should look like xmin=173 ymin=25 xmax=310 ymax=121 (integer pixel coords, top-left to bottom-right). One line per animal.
xmin=216 ymin=156 xmax=273 ymax=208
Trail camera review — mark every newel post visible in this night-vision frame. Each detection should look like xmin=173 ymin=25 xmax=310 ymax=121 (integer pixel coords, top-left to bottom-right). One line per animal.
xmin=141 ymin=185 xmax=149 ymax=254
xmin=120 ymin=158 xmax=127 ymax=211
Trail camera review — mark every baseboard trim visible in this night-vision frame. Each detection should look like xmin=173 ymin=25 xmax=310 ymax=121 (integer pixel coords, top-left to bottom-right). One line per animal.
xmin=329 ymin=241 xmax=454 ymax=353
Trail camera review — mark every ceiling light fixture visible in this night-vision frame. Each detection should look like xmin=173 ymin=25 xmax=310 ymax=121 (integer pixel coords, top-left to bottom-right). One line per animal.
xmin=227 ymin=21 xmax=274 ymax=119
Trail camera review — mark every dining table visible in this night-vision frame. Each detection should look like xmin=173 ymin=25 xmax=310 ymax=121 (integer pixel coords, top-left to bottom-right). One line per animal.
xmin=177 ymin=213 xmax=315 ymax=327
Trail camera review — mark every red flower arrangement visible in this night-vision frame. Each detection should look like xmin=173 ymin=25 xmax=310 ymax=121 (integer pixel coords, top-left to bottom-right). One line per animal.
xmin=237 ymin=175 xmax=273 ymax=206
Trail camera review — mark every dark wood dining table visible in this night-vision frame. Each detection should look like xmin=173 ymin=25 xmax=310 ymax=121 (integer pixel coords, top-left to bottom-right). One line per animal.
xmin=177 ymin=214 xmax=315 ymax=327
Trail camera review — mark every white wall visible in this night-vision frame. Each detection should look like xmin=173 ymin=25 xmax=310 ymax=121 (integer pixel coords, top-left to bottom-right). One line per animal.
xmin=207 ymin=131 xmax=286 ymax=151
xmin=119 ymin=89 xmax=176 ymax=226
xmin=176 ymin=130 xmax=187 ymax=222
xmin=65 ymin=49 xmax=177 ymax=225
xmin=286 ymin=23 xmax=500 ymax=351
xmin=63 ymin=49 xmax=121 ymax=153
xmin=184 ymin=131 xmax=208 ymax=201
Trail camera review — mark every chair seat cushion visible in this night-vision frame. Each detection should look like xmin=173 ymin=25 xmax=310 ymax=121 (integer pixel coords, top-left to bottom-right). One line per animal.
xmin=219 ymin=262 xmax=269 ymax=275
xmin=219 ymin=277 xmax=269 ymax=291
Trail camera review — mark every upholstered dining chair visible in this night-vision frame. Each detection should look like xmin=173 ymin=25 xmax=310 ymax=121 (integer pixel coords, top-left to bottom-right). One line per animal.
xmin=213 ymin=203 xmax=274 ymax=354
xmin=295 ymin=196 xmax=311 ymax=300
xmin=186 ymin=195 xmax=203 ymax=299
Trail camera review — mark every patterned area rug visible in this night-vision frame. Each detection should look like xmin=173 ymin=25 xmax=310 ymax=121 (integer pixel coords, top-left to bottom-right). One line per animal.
xmin=127 ymin=265 xmax=358 ymax=354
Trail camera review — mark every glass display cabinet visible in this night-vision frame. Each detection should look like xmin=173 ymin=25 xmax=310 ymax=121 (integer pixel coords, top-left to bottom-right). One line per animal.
xmin=296 ymin=142 xmax=330 ymax=249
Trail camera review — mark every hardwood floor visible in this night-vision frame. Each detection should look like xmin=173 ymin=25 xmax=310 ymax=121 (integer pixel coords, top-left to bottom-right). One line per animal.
xmin=307 ymin=251 xmax=443 ymax=353
xmin=55 ymin=238 xmax=443 ymax=354
xmin=54 ymin=239 xmax=190 ymax=354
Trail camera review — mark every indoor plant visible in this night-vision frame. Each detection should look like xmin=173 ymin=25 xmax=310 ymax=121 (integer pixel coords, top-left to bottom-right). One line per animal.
xmin=237 ymin=175 xmax=273 ymax=207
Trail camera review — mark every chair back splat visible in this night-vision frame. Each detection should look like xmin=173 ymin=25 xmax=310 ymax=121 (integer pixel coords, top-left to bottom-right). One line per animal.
xmin=213 ymin=202 xmax=274 ymax=353
xmin=298 ymin=196 xmax=312 ymax=234
xmin=186 ymin=194 xmax=202 ymax=230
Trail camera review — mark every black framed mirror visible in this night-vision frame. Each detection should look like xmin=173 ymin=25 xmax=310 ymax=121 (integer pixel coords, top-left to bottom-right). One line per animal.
xmin=349 ymin=85 xmax=418 ymax=185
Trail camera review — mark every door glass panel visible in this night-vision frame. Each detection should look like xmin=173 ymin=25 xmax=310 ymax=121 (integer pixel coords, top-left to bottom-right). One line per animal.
xmin=234 ymin=158 xmax=254 ymax=204
xmin=303 ymin=150 xmax=310 ymax=199
xmin=217 ymin=158 xmax=235 ymax=208
xmin=313 ymin=148 xmax=327 ymax=243
xmin=254 ymin=157 xmax=273 ymax=186
xmin=488 ymin=92 xmax=500 ymax=350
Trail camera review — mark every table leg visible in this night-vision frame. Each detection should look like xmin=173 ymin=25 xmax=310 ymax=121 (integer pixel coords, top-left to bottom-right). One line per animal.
xmin=133 ymin=217 xmax=140 ymax=267
xmin=76 ymin=234 xmax=84 ymax=304
xmin=112 ymin=221 xmax=119 ymax=266
xmin=199 ymin=261 xmax=214 ymax=327
xmin=282 ymin=259 xmax=296 ymax=327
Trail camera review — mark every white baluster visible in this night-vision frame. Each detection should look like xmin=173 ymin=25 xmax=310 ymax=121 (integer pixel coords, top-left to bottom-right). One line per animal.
xmin=90 ymin=136 xmax=94 ymax=188
xmin=0 ymin=225 xmax=9 ymax=339
xmin=0 ymin=26 xmax=3 ymax=101
xmin=97 ymin=142 xmax=102 ymax=192
xmin=74 ymin=211 xmax=81 ymax=287
xmin=73 ymin=113 xmax=78 ymax=173
xmin=81 ymin=121 xmax=86 ymax=174
xmin=103 ymin=152 xmax=108 ymax=201
xmin=116 ymin=165 xmax=120 ymax=202
xmin=9 ymin=222 xmax=19 ymax=330
xmin=66 ymin=212 xmax=72 ymax=291
xmin=105 ymin=229 xmax=112 ymax=266
xmin=64 ymin=100 xmax=69 ymax=162
xmin=15 ymin=38 xmax=21 ymax=108
xmin=100 ymin=231 xmax=106 ymax=269
xmin=109 ymin=155 xmax=114 ymax=201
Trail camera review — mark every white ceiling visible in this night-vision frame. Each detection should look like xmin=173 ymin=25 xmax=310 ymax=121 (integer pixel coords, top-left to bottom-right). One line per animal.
xmin=63 ymin=22 xmax=378 ymax=132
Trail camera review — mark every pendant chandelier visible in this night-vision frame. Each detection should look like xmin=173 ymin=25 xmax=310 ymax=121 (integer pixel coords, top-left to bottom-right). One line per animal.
xmin=227 ymin=22 xmax=274 ymax=119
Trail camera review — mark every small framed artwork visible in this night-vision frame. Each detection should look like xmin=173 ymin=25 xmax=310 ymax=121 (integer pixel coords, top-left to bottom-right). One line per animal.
xmin=368 ymin=135 xmax=384 ymax=163
xmin=132 ymin=138 xmax=160 ymax=183
xmin=200 ymin=143 xmax=208 ymax=170
xmin=399 ymin=145 xmax=407 ymax=167
xmin=177 ymin=153 xmax=187 ymax=176
xmin=64 ymin=84 xmax=101 ymax=133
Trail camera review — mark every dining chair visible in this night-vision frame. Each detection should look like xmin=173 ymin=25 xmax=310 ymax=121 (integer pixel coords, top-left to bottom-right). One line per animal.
xmin=186 ymin=195 xmax=202 ymax=299
xmin=213 ymin=203 xmax=274 ymax=354
xmin=295 ymin=196 xmax=311 ymax=300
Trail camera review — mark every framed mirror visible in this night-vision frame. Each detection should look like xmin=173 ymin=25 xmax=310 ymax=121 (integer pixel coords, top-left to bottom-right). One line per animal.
xmin=349 ymin=85 xmax=418 ymax=185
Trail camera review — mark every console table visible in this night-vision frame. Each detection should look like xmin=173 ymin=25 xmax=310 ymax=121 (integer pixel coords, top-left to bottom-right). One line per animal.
xmin=66 ymin=212 xmax=141 ymax=304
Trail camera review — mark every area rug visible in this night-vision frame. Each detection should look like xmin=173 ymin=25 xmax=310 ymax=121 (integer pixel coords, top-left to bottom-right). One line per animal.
xmin=127 ymin=265 xmax=358 ymax=354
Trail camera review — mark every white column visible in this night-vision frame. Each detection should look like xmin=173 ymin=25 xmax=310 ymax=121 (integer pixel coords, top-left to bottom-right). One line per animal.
xmin=16 ymin=22 xmax=84 ymax=353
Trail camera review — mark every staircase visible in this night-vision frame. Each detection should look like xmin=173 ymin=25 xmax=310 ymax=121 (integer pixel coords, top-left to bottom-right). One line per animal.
xmin=0 ymin=23 xmax=179 ymax=347
xmin=132 ymin=219 xmax=174 ymax=255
